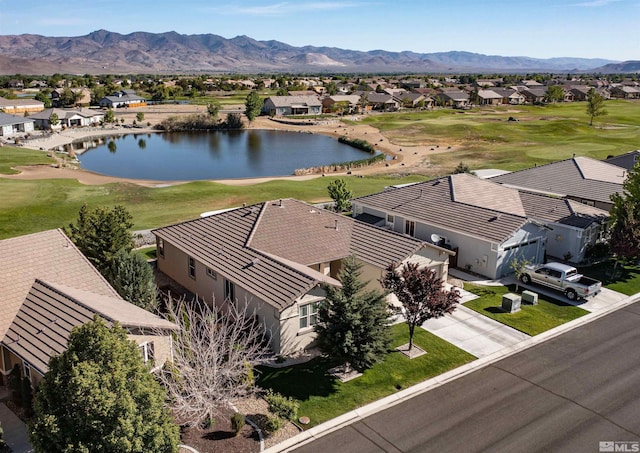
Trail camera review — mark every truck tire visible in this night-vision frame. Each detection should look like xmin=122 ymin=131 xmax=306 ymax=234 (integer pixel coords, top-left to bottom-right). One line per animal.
xmin=520 ymin=274 xmax=531 ymax=285
xmin=565 ymin=288 xmax=577 ymax=301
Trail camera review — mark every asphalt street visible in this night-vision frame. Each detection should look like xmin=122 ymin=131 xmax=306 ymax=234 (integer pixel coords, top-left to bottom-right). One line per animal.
xmin=295 ymin=300 xmax=640 ymax=453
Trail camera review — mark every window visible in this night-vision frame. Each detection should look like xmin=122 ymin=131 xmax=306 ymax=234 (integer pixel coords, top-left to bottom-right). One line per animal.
xmin=23 ymin=361 xmax=31 ymax=379
xmin=157 ymin=238 xmax=164 ymax=257
xmin=299 ymin=302 xmax=319 ymax=329
xmin=188 ymin=256 xmax=196 ymax=279
xmin=139 ymin=342 xmax=155 ymax=366
xmin=207 ymin=268 xmax=217 ymax=279
xmin=405 ymin=220 xmax=415 ymax=237
xmin=224 ymin=279 xmax=235 ymax=303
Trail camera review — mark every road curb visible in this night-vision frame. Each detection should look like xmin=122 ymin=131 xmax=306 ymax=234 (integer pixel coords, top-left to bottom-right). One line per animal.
xmin=265 ymin=291 xmax=640 ymax=452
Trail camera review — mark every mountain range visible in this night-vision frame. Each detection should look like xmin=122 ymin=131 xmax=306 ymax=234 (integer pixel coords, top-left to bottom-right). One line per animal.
xmin=0 ymin=30 xmax=629 ymax=75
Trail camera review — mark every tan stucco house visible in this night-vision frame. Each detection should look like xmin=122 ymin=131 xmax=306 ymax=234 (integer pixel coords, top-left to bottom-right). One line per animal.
xmin=153 ymin=198 xmax=453 ymax=356
xmin=0 ymin=229 xmax=176 ymax=388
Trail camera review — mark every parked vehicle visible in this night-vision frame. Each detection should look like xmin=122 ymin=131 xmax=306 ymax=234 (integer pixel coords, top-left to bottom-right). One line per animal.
xmin=520 ymin=262 xmax=602 ymax=301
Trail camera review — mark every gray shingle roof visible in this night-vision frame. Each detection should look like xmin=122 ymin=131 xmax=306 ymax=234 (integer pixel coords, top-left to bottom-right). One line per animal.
xmin=266 ymin=95 xmax=321 ymax=107
xmin=0 ymin=229 xmax=119 ymax=340
xmin=4 ymin=279 xmax=175 ymax=375
xmin=490 ymin=157 xmax=624 ymax=205
xmin=605 ymin=150 xmax=640 ymax=171
xmin=153 ymin=199 xmax=433 ymax=310
xmin=0 ymin=112 xmax=35 ymax=127
xmin=519 ymin=192 xmax=608 ymax=228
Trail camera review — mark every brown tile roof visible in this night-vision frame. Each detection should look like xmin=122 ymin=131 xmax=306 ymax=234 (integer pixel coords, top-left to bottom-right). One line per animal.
xmin=153 ymin=199 xmax=433 ymax=310
xmin=354 ymin=174 xmax=529 ymax=243
xmin=3 ymin=279 xmax=175 ymax=375
xmin=0 ymin=229 xmax=118 ymax=339
xmin=519 ymin=192 xmax=608 ymax=228
xmin=490 ymin=157 xmax=624 ymax=205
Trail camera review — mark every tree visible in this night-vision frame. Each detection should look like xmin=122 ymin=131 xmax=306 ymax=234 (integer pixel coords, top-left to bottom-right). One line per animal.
xmin=48 ymin=112 xmax=59 ymax=128
xmin=206 ymin=100 xmax=221 ymax=119
xmin=315 ymin=256 xmax=391 ymax=372
xmin=545 ymin=85 xmax=565 ymax=103
xmin=104 ymin=108 xmax=115 ymax=124
xmin=586 ymin=88 xmax=607 ymax=126
xmin=59 ymin=87 xmax=80 ymax=107
xmin=65 ymin=204 xmax=134 ymax=275
xmin=136 ymin=112 xmax=145 ymax=122
xmin=609 ymin=163 xmax=640 ymax=266
xmin=452 ymin=162 xmax=471 ymax=174
xmin=382 ymin=262 xmax=460 ymax=351
xmin=327 ymin=179 xmax=353 ymax=213
xmin=107 ymin=248 xmax=158 ymax=312
xmin=244 ymin=91 xmax=262 ymax=122
xmin=224 ymin=112 xmax=244 ymax=129
xmin=35 ymin=90 xmax=52 ymax=108
xmin=156 ymin=297 xmax=269 ymax=427
xmin=510 ymin=255 xmax=532 ymax=292
xmin=30 ymin=317 xmax=179 ymax=452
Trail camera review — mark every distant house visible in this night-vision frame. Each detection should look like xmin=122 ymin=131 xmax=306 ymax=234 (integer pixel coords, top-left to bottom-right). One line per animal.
xmin=490 ymin=156 xmax=625 ymax=212
xmin=262 ymin=95 xmax=322 ymax=116
xmin=394 ymin=92 xmax=431 ymax=109
xmin=476 ymin=89 xmax=503 ymax=105
xmin=98 ymin=89 xmax=147 ymax=108
xmin=434 ymin=89 xmax=470 ymax=108
xmin=0 ymin=112 xmax=35 ymax=137
xmin=604 ymin=149 xmax=640 ymax=171
xmin=153 ymin=199 xmax=452 ymax=355
xmin=610 ymin=85 xmax=640 ymax=99
xmin=29 ymin=108 xmax=105 ymax=130
xmin=0 ymin=97 xmax=45 ymax=115
xmin=0 ymin=230 xmax=176 ymax=387
xmin=522 ymin=88 xmax=547 ymax=104
xmin=363 ymin=93 xmax=399 ymax=111
xmin=322 ymin=95 xmax=361 ymax=114
xmin=491 ymin=88 xmax=526 ymax=105
xmin=51 ymin=88 xmax=92 ymax=107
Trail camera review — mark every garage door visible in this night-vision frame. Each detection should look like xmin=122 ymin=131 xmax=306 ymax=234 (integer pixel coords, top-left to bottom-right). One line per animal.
xmin=498 ymin=239 xmax=542 ymax=277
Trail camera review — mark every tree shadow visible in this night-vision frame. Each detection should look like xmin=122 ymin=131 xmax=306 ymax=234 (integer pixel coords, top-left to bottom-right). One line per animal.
xmin=484 ymin=306 xmax=506 ymax=314
xmin=202 ymin=430 xmax=236 ymax=440
xmin=257 ymin=356 xmax=340 ymax=400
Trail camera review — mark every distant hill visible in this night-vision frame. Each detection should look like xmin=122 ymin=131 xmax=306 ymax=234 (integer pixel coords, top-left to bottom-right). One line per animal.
xmin=0 ymin=30 xmax=622 ymax=75
xmin=590 ymin=60 xmax=640 ymax=74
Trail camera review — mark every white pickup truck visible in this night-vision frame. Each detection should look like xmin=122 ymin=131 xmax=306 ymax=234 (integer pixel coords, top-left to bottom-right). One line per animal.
xmin=519 ymin=262 xmax=602 ymax=301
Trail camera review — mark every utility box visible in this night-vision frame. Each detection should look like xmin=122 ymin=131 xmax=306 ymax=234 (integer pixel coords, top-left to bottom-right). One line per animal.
xmin=502 ymin=293 xmax=521 ymax=313
xmin=522 ymin=290 xmax=538 ymax=305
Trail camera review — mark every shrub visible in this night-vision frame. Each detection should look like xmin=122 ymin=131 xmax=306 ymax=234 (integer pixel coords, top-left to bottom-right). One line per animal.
xmin=231 ymin=412 xmax=245 ymax=435
xmin=8 ymin=364 xmax=21 ymax=405
xmin=21 ymin=376 xmax=33 ymax=417
xmin=338 ymin=136 xmax=376 ymax=153
xmin=264 ymin=389 xmax=299 ymax=421
xmin=264 ymin=415 xmax=284 ymax=434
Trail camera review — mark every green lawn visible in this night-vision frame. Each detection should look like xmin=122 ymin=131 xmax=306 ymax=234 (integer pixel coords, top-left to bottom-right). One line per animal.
xmin=578 ymin=261 xmax=640 ymax=296
xmin=355 ymin=100 xmax=640 ymax=174
xmin=0 ymin=147 xmax=57 ymax=174
xmin=135 ymin=246 xmax=157 ymax=260
xmin=256 ymin=323 xmax=475 ymax=428
xmin=463 ymin=284 xmax=589 ymax=336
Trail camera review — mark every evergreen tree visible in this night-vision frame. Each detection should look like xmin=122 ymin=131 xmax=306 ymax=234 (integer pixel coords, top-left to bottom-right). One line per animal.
xmin=107 ymin=248 xmax=158 ymax=312
xmin=30 ymin=317 xmax=179 ymax=452
xmin=65 ymin=204 xmax=134 ymax=275
xmin=327 ymin=179 xmax=353 ymax=213
xmin=382 ymin=262 xmax=460 ymax=351
xmin=244 ymin=91 xmax=263 ymax=122
xmin=610 ymin=162 xmax=640 ymax=264
xmin=315 ymin=256 xmax=391 ymax=372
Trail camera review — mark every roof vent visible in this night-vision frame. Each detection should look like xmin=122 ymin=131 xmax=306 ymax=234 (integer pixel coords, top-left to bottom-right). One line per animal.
xmin=334 ymin=219 xmax=339 ymax=230
xmin=279 ymin=199 xmax=283 ymax=207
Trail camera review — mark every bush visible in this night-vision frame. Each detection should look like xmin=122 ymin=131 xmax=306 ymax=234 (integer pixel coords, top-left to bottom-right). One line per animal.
xmin=21 ymin=376 xmax=33 ymax=417
xmin=264 ymin=389 xmax=299 ymax=421
xmin=231 ymin=412 xmax=245 ymax=436
xmin=264 ymin=415 xmax=284 ymax=434
xmin=8 ymin=364 xmax=21 ymax=404
xmin=338 ymin=136 xmax=376 ymax=153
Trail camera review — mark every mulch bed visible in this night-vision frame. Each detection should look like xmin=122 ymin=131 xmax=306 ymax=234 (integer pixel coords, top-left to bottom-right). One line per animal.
xmin=179 ymin=408 xmax=260 ymax=453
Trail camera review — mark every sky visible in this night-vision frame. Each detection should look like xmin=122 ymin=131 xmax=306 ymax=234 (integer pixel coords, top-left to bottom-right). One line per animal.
xmin=0 ymin=0 xmax=637 ymax=61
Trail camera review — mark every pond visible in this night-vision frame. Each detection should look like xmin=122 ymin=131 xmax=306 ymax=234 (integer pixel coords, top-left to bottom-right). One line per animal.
xmin=73 ymin=130 xmax=378 ymax=180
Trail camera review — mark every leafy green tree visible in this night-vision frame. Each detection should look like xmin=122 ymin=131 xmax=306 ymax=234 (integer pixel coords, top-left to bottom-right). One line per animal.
xmin=382 ymin=262 xmax=460 ymax=351
xmin=327 ymin=179 xmax=353 ymax=213
xmin=610 ymin=162 xmax=640 ymax=265
xmin=30 ymin=317 xmax=179 ymax=452
xmin=586 ymin=88 xmax=607 ymax=126
xmin=452 ymin=162 xmax=471 ymax=174
xmin=90 ymin=85 xmax=106 ymax=106
xmin=510 ymin=255 xmax=532 ymax=292
xmin=107 ymin=248 xmax=158 ymax=312
xmin=315 ymin=256 xmax=391 ymax=372
xmin=325 ymin=81 xmax=338 ymax=95
xmin=104 ymin=108 xmax=115 ymax=123
xmin=244 ymin=91 xmax=262 ymax=122
xmin=59 ymin=87 xmax=80 ymax=107
xmin=136 ymin=112 xmax=145 ymax=122
xmin=35 ymin=90 xmax=52 ymax=108
xmin=66 ymin=204 xmax=134 ymax=275
xmin=224 ymin=112 xmax=244 ymax=129
xmin=545 ymin=85 xmax=565 ymax=103
xmin=49 ymin=112 xmax=59 ymax=128
xmin=206 ymin=101 xmax=221 ymax=119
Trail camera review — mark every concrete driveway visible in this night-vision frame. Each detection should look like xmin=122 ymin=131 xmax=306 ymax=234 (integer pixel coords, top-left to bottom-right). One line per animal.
xmin=518 ymin=282 xmax=628 ymax=312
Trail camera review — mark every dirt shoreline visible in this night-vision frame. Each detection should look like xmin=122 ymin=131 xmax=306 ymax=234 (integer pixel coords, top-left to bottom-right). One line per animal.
xmin=3 ymin=105 xmax=453 ymax=186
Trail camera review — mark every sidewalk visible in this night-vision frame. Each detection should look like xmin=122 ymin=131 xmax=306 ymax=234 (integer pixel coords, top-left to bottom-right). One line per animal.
xmin=0 ymin=402 xmax=32 ymax=453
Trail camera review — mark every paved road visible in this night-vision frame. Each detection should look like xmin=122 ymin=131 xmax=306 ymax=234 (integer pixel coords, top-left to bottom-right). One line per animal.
xmin=295 ymin=300 xmax=640 ymax=453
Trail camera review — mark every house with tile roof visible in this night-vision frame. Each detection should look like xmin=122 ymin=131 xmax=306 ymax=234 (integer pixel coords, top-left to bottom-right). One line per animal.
xmin=153 ymin=199 xmax=453 ymax=355
xmin=98 ymin=89 xmax=147 ymax=108
xmin=604 ymin=150 xmax=640 ymax=171
xmin=489 ymin=156 xmax=625 ymax=212
xmin=434 ymin=89 xmax=470 ymax=108
xmin=262 ymin=95 xmax=322 ymax=116
xmin=29 ymin=108 xmax=105 ymax=130
xmin=0 ymin=229 xmax=176 ymax=387
xmin=351 ymin=173 xmax=609 ymax=278
xmin=0 ymin=97 xmax=44 ymax=115
xmin=0 ymin=112 xmax=35 ymax=137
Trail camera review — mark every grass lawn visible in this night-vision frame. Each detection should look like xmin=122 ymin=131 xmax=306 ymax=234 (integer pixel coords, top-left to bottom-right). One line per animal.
xmin=578 ymin=261 xmax=640 ymax=296
xmin=0 ymin=147 xmax=57 ymax=174
xmin=463 ymin=284 xmax=588 ymax=336
xmin=135 ymin=246 xmax=157 ymax=260
xmin=355 ymin=100 xmax=640 ymax=174
xmin=256 ymin=323 xmax=475 ymax=428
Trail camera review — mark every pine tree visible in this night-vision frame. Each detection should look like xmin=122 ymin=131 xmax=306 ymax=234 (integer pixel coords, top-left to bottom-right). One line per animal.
xmin=327 ymin=179 xmax=353 ymax=213
xmin=30 ymin=317 xmax=179 ymax=452
xmin=315 ymin=256 xmax=391 ymax=372
xmin=107 ymin=248 xmax=158 ymax=312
